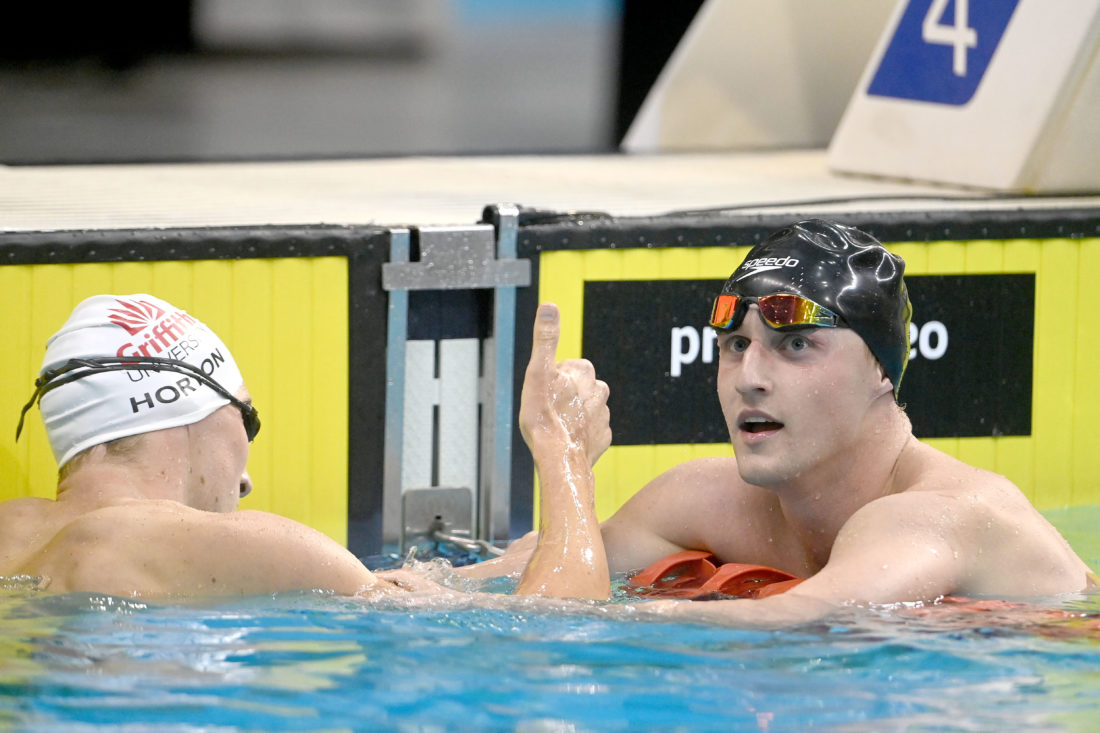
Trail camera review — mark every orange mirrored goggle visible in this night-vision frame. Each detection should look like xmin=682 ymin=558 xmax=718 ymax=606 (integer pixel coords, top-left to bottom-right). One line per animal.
xmin=709 ymin=293 xmax=842 ymax=331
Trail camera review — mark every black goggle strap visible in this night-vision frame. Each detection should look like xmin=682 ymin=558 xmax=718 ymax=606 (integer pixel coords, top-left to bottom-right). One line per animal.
xmin=15 ymin=356 xmax=254 ymax=441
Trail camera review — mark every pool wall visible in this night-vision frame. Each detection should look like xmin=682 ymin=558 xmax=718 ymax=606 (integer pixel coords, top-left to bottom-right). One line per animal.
xmin=1 ymin=206 xmax=1098 ymax=554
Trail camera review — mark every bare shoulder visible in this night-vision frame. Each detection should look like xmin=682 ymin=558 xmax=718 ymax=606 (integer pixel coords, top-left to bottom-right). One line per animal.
xmin=54 ymin=501 xmax=334 ymax=541
xmin=0 ymin=497 xmax=65 ymax=573
xmin=0 ymin=496 xmax=59 ymax=530
xmin=612 ymin=456 xmax=756 ymax=531
xmin=897 ymin=440 xmax=1037 ymax=511
xmin=842 ymin=441 xmax=1092 ymax=596
xmin=24 ymin=502 xmax=379 ymax=597
xmin=631 ymin=456 xmax=743 ymax=500
xmin=0 ymin=496 xmax=55 ymax=516
xmin=602 ymin=456 xmax=780 ymax=571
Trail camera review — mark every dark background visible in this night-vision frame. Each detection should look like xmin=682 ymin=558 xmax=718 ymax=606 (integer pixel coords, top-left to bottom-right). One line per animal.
xmin=582 ymin=274 xmax=1035 ymax=444
xmin=0 ymin=0 xmax=701 ymax=164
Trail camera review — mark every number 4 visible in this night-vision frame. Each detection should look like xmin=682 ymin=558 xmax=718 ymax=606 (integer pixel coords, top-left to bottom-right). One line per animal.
xmin=922 ymin=0 xmax=978 ymax=76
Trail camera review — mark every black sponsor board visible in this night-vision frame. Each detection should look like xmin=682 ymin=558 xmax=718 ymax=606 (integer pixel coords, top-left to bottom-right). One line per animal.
xmin=581 ymin=274 xmax=1033 ymax=444
xmin=900 ymin=274 xmax=1034 ymax=438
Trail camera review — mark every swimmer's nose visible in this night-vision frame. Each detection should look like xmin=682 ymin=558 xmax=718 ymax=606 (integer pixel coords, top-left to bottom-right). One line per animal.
xmin=735 ymin=339 xmax=771 ymax=395
xmin=239 ymin=470 xmax=253 ymax=499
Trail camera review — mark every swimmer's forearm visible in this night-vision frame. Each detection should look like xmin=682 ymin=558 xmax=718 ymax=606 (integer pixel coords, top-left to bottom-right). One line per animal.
xmin=516 ymin=442 xmax=609 ymax=600
xmin=639 ymin=592 xmax=836 ymax=629
xmin=454 ymin=532 xmax=536 ymax=578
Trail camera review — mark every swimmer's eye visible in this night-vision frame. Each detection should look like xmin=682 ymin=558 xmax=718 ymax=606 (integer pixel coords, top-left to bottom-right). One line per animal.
xmin=785 ymin=335 xmax=810 ymax=352
xmin=725 ymin=335 xmax=750 ymax=353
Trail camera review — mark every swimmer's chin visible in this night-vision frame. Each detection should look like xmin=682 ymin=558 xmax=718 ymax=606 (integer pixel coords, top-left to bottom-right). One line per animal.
xmin=734 ymin=464 xmax=797 ymax=490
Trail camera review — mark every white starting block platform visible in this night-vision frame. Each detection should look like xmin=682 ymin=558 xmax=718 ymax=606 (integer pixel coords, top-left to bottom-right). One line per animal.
xmin=2 ymin=149 xmax=1097 ymax=233
xmin=829 ymin=0 xmax=1100 ymax=191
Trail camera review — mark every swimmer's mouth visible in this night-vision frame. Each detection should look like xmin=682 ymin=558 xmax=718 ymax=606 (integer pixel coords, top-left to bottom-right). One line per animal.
xmin=740 ymin=415 xmax=784 ymax=433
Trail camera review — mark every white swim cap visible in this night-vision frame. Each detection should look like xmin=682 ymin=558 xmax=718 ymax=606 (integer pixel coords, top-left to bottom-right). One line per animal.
xmin=33 ymin=294 xmax=245 ymax=467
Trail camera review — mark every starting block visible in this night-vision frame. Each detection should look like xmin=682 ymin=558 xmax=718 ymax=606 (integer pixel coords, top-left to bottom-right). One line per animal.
xmin=828 ymin=0 xmax=1100 ymax=191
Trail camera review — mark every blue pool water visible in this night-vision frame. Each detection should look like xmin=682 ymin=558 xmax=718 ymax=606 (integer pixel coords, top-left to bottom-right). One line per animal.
xmin=1 ymin=507 xmax=1098 ymax=732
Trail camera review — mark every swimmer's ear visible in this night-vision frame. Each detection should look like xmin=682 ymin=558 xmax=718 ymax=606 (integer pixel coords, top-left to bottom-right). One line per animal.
xmin=872 ymin=361 xmax=893 ymax=398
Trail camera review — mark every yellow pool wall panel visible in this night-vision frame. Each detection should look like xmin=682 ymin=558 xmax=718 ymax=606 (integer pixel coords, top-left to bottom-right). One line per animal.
xmin=536 ymin=237 xmax=1100 ymax=521
xmin=0 ymin=257 xmax=350 ymax=545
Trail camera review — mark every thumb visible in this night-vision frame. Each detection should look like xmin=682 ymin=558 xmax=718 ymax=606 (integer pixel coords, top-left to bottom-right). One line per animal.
xmin=527 ymin=303 xmax=561 ymax=386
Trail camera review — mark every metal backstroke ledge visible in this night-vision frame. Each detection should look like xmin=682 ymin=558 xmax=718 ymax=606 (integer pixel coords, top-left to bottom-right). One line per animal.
xmin=381 ymin=204 xmax=531 ymax=551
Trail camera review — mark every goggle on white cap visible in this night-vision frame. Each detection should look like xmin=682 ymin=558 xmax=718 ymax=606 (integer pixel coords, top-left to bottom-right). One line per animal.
xmin=24 ymin=294 xmax=246 ymax=467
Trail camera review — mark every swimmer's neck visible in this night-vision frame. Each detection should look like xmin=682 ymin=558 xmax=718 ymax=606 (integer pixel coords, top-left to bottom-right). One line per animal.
xmin=775 ymin=409 xmax=914 ymax=570
xmin=56 ymin=435 xmax=197 ymax=508
xmin=58 ymin=463 xmax=188 ymax=508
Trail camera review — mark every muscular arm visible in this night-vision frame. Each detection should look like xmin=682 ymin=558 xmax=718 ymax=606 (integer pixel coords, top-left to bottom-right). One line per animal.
xmin=641 ymin=493 xmax=970 ymax=628
xmin=512 ymin=303 xmax=610 ymax=600
xmin=461 ymin=457 xmax=738 ymax=580
xmin=171 ymin=510 xmax=389 ymax=596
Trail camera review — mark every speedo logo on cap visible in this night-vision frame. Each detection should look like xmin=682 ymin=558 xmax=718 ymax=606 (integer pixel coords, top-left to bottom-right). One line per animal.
xmin=735 ymin=255 xmax=800 ymax=281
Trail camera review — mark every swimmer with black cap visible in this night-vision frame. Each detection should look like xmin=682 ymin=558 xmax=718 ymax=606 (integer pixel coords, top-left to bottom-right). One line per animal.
xmin=709 ymin=219 xmax=911 ymax=398
xmin=1 ymin=295 xmax=611 ymax=601
xmin=477 ymin=220 xmax=1095 ymax=626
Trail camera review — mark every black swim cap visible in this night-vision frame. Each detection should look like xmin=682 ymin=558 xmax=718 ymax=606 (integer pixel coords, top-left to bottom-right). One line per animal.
xmin=719 ymin=220 xmax=912 ymax=397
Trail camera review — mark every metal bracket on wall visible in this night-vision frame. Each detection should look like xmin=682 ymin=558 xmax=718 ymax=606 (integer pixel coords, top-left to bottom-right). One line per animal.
xmin=381 ymin=206 xmax=531 ymax=549
xmin=381 ymin=221 xmax=530 ymax=292
xmin=401 ymin=486 xmax=473 ymax=550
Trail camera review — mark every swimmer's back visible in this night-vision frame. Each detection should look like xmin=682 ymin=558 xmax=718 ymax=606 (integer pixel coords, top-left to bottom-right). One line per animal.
xmin=0 ymin=498 xmax=210 ymax=592
xmin=12 ymin=500 xmax=383 ymax=598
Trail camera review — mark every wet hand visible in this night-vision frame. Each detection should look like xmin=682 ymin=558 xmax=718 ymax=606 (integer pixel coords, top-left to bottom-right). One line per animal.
xmin=520 ymin=303 xmax=612 ymax=466
xmin=373 ymin=568 xmax=462 ymax=596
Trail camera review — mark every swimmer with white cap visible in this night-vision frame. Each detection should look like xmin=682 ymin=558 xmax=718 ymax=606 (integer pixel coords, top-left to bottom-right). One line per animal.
xmin=472 ymin=220 xmax=1096 ymax=626
xmin=2 ymin=294 xmax=611 ymax=600
xmin=16 ymin=294 xmax=258 ymax=500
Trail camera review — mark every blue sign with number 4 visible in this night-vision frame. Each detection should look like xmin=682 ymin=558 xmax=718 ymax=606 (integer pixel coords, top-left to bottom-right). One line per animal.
xmin=868 ymin=0 xmax=1020 ymax=105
